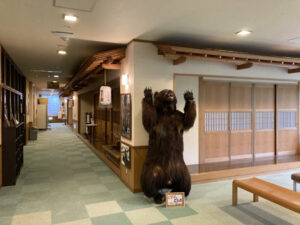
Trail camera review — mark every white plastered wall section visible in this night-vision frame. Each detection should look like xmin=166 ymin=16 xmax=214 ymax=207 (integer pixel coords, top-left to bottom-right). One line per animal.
xmin=124 ymin=41 xmax=300 ymax=165
xmin=120 ymin=43 xmax=135 ymax=146
xmin=175 ymin=76 xmax=199 ymax=165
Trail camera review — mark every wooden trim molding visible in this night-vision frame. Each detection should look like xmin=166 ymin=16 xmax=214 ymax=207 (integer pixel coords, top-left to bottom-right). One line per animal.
xmin=156 ymin=43 xmax=300 ymax=72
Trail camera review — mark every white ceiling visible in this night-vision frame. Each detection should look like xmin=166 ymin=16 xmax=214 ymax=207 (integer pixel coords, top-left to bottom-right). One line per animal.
xmin=1 ymin=0 xmax=300 ymax=89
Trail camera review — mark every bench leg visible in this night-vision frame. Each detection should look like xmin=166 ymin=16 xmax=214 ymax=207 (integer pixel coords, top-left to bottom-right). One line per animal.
xmin=232 ymin=183 xmax=238 ymax=206
xmin=294 ymin=181 xmax=297 ymax=192
xmin=253 ymin=194 xmax=259 ymax=202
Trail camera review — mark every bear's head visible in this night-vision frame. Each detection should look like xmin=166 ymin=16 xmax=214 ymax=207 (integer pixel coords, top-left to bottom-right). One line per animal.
xmin=154 ymin=89 xmax=177 ymax=112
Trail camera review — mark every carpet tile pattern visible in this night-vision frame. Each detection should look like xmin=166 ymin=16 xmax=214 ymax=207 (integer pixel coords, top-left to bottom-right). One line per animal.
xmin=0 ymin=123 xmax=299 ymax=225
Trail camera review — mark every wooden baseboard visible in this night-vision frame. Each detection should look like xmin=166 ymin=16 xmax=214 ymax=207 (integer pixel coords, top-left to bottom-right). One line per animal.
xmin=191 ymin=160 xmax=300 ymax=184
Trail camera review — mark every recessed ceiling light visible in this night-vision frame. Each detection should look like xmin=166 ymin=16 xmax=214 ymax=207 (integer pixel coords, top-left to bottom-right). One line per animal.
xmin=236 ymin=30 xmax=252 ymax=37
xmin=52 ymin=81 xmax=58 ymax=83
xmin=54 ymin=75 xmax=60 ymax=78
xmin=57 ymin=50 xmax=67 ymax=55
xmin=64 ymin=14 xmax=78 ymax=22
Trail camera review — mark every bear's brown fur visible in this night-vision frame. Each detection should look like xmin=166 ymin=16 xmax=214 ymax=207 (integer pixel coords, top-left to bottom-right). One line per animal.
xmin=140 ymin=88 xmax=196 ymax=204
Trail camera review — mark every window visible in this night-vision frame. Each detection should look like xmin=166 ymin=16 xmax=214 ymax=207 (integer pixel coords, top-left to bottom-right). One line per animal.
xmin=256 ymin=112 xmax=274 ymax=130
xmin=205 ymin=112 xmax=228 ymax=132
xmin=278 ymin=111 xmax=296 ymax=129
xmin=41 ymin=94 xmax=60 ymax=116
xmin=230 ymin=112 xmax=251 ymax=130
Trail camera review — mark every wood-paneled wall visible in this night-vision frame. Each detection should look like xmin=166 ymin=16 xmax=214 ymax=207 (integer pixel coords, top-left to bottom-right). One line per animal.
xmin=199 ymin=78 xmax=300 ymax=163
xmin=255 ymin=85 xmax=275 ymax=157
xmin=277 ymin=85 xmax=298 ymax=155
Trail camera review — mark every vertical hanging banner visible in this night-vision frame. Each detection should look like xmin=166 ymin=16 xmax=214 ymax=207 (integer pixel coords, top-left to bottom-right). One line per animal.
xmin=99 ymin=86 xmax=112 ymax=108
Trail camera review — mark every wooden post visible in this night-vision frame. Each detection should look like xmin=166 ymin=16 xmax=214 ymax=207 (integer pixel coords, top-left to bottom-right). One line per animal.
xmin=251 ymin=84 xmax=256 ymax=162
xmin=199 ymin=77 xmax=205 ymax=164
xmin=275 ymin=85 xmax=278 ymax=157
xmin=253 ymin=194 xmax=259 ymax=202
xmin=228 ymin=82 xmax=231 ymax=162
xmin=232 ymin=182 xmax=238 ymax=206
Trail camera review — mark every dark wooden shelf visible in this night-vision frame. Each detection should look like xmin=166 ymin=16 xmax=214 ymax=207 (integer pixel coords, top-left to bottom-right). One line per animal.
xmin=1 ymin=46 xmax=26 ymax=186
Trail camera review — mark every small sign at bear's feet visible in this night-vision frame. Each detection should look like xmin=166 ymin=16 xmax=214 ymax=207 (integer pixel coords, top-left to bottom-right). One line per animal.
xmin=166 ymin=192 xmax=185 ymax=207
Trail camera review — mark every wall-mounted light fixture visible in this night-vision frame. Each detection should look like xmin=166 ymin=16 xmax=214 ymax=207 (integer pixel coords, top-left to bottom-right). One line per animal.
xmin=122 ymin=74 xmax=128 ymax=86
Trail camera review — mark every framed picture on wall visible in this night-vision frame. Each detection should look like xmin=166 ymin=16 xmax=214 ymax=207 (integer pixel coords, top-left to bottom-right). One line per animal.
xmin=121 ymin=143 xmax=131 ymax=169
xmin=121 ymin=94 xmax=131 ymax=139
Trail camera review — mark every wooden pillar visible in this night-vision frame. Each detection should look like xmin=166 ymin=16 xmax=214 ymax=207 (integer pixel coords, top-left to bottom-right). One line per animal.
xmin=228 ymin=82 xmax=232 ymax=162
xmin=275 ymin=85 xmax=278 ymax=157
xmin=199 ymin=77 xmax=205 ymax=164
xmin=251 ymin=84 xmax=256 ymax=161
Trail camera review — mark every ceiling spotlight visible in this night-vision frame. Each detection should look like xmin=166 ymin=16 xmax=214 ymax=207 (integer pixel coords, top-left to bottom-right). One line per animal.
xmin=54 ymin=75 xmax=60 ymax=78
xmin=236 ymin=30 xmax=252 ymax=37
xmin=64 ymin=14 xmax=78 ymax=22
xmin=57 ymin=50 xmax=67 ymax=55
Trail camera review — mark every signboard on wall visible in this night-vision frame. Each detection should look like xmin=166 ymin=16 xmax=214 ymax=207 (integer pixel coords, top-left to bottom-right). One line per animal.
xmin=121 ymin=94 xmax=131 ymax=139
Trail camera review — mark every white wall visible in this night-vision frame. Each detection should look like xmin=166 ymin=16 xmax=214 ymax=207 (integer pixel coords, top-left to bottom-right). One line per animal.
xmin=120 ymin=43 xmax=135 ymax=146
xmin=126 ymin=41 xmax=300 ymax=165
xmin=175 ymin=75 xmax=199 ymax=165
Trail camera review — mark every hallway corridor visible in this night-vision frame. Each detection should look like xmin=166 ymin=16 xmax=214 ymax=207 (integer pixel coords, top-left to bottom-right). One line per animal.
xmin=0 ymin=124 xmax=299 ymax=225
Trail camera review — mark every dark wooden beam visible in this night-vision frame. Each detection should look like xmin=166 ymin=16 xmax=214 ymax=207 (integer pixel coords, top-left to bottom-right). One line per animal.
xmin=173 ymin=56 xmax=186 ymax=65
xmin=288 ymin=67 xmax=300 ymax=74
xmin=237 ymin=62 xmax=253 ymax=70
xmin=89 ymin=73 xmax=104 ymax=79
xmin=102 ymin=63 xmax=121 ymax=70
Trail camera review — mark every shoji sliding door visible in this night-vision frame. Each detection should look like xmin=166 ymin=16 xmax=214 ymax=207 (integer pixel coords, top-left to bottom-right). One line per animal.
xmin=254 ymin=84 xmax=275 ymax=158
xmin=277 ymin=85 xmax=298 ymax=155
xmin=230 ymin=83 xmax=252 ymax=160
xmin=204 ymin=82 xmax=229 ymax=162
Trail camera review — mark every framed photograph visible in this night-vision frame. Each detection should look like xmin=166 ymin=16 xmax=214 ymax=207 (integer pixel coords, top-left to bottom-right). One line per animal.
xmin=121 ymin=94 xmax=131 ymax=139
xmin=121 ymin=143 xmax=131 ymax=169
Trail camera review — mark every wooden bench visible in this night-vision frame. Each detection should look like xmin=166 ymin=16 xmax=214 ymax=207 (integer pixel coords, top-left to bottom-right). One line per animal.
xmin=232 ymin=177 xmax=300 ymax=213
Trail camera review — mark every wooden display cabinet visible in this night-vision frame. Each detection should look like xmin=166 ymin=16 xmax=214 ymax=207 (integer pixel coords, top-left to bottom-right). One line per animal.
xmin=1 ymin=47 xmax=26 ymax=186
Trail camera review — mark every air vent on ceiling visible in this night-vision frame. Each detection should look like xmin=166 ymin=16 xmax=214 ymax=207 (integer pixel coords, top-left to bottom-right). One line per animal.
xmin=31 ymin=69 xmax=62 ymax=74
xmin=53 ymin=0 xmax=97 ymax=12
xmin=51 ymin=31 xmax=74 ymax=41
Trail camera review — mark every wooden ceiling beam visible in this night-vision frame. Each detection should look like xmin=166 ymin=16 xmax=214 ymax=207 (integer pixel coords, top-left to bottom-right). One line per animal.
xmin=155 ymin=44 xmax=300 ymax=72
xmin=288 ymin=67 xmax=300 ymax=74
xmin=89 ymin=73 xmax=104 ymax=79
xmin=102 ymin=63 xmax=121 ymax=70
xmin=173 ymin=56 xmax=186 ymax=65
xmin=237 ymin=62 xmax=253 ymax=70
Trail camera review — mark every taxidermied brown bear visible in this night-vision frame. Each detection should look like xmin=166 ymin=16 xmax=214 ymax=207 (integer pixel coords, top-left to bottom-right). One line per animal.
xmin=140 ymin=88 xmax=196 ymax=204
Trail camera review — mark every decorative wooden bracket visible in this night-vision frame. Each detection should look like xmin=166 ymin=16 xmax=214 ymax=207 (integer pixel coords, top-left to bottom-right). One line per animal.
xmin=155 ymin=43 xmax=300 ymax=73
xmin=288 ymin=67 xmax=300 ymax=74
xmin=173 ymin=56 xmax=186 ymax=65
xmin=237 ymin=62 xmax=253 ymax=70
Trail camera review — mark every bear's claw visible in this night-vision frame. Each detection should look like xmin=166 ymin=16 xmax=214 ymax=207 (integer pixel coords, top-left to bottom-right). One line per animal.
xmin=184 ymin=91 xmax=194 ymax=101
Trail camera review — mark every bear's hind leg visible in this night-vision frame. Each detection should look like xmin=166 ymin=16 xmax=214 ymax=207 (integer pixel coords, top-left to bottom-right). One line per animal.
xmin=172 ymin=173 xmax=191 ymax=197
